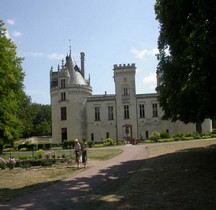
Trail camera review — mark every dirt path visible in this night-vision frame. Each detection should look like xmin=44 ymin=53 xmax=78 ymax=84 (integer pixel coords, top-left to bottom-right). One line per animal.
xmin=1 ymin=139 xmax=216 ymax=210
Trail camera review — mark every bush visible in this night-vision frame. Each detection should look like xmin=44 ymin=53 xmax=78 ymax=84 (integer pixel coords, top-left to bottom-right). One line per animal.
xmin=20 ymin=148 xmax=28 ymax=152
xmin=0 ymin=158 xmax=6 ymax=170
xmin=181 ymin=136 xmax=194 ymax=141
xmin=41 ymin=160 xmax=53 ymax=167
xmin=192 ymin=132 xmax=202 ymax=139
xmin=160 ymin=132 xmax=171 ymax=139
xmin=7 ymin=158 xmax=16 ymax=170
xmin=174 ymin=136 xmax=181 ymax=141
xmin=211 ymin=129 xmax=216 ymax=134
xmin=18 ymin=161 xmax=32 ymax=168
xmin=87 ymin=140 xmax=94 ymax=148
xmin=63 ymin=140 xmax=75 ymax=149
xmin=3 ymin=147 xmax=15 ymax=152
xmin=104 ymin=138 xmax=116 ymax=146
xmin=150 ymin=132 xmax=160 ymax=142
xmin=0 ymin=144 xmax=3 ymax=154
xmin=36 ymin=149 xmax=44 ymax=159
xmin=202 ymin=135 xmax=212 ymax=139
xmin=116 ymin=140 xmax=126 ymax=145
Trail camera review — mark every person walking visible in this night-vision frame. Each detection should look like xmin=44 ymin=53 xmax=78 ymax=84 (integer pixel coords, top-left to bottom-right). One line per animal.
xmin=74 ymin=139 xmax=81 ymax=168
xmin=81 ymin=138 xmax=88 ymax=167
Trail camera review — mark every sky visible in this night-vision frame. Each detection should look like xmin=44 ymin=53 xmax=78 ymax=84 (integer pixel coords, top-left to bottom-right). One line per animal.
xmin=1 ymin=0 xmax=160 ymax=105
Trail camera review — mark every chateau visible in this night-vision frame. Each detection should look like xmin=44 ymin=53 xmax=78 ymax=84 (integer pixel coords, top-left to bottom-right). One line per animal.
xmin=50 ymin=51 xmax=212 ymax=143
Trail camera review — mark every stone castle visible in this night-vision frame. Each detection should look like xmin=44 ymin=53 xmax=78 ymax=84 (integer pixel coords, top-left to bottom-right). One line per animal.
xmin=50 ymin=51 xmax=212 ymax=143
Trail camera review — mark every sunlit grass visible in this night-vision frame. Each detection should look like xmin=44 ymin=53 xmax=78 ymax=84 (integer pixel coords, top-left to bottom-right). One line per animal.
xmin=88 ymin=149 xmax=123 ymax=160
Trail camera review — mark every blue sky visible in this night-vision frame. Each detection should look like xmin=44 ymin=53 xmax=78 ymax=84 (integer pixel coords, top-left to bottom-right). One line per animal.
xmin=1 ymin=0 xmax=159 ymax=105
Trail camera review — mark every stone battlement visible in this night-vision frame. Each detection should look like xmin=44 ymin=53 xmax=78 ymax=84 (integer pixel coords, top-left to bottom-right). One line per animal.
xmin=113 ymin=63 xmax=136 ymax=69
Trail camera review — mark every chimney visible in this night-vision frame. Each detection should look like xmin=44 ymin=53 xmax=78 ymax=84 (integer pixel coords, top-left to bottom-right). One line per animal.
xmin=80 ymin=52 xmax=85 ymax=78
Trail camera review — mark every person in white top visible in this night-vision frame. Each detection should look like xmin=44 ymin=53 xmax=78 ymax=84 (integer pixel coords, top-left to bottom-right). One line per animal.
xmin=74 ymin=139 xmax=81 ymax=168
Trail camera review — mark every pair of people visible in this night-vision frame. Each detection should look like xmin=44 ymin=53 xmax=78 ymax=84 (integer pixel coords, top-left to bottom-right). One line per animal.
xmin=74 ymin=138 xmax=88 ymax=168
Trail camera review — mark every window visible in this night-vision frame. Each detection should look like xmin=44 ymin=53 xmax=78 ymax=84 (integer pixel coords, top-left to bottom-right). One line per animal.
xmin=61 ymin=79 xmax=65 ymax=89
xmin=95 ymin=107 xmax=100 ymax=121
xmin=123 ymin=87 xmax=128 ymax=95
xmin=106 ymin=132 xmax=109 ymax=139
xmin=61 ymin=92 xmax=66 ymax=101
xmin=91 ymin=133 xmax=94 ymax=141
xmin=152 ymin=103 xmax=158 ymax=117
xmin=61 ymin=128 xmax=67 ymax=142
xmin=124 ymin=105 xmax=129 ymax=119
xmin=61 ymin=107 xmax=67 ymax=120
xmin=145 ymin=130 xmax=149 ymax=139
xmin=139 ymin=104 xmax=145 ymax=118
xmin=108 ymin=106 xmax=114 ymax=120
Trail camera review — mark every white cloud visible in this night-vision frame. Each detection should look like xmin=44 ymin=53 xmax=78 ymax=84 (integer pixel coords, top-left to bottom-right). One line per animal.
xmin=7 ymin=19 xmax=15 ymax=25
xmin=48 ymin=53 xmax=64 ymax=60
xmin=143 ymin=72 xmax=156 ymax=84
xmin=141 ymin=72 xmax=157 ymax=92
xmin=12 ymin=31 xmax=22 ymax=37
xmin=131 ymin=48 xmax=159 ymax=59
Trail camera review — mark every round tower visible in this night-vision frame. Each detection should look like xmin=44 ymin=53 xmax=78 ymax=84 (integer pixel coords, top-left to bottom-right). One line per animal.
xmin=50 ymin=52 xmax=92 ymax=143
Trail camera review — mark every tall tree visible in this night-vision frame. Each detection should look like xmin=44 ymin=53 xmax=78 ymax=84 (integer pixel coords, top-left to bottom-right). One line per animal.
xmin=155 ymin=0 xmax=216 ymax=123
xmin=0 ymin=20 xmax=25 ymax=143
xmin=30 ymin=103 xmax=51 ymax=136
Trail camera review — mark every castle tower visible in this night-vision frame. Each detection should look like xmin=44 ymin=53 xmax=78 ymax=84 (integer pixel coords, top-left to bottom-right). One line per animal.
xmin=50 ymin=52 xmax=92 ymax=143
xmin=113 ymin=63 xmax=138 ymax=140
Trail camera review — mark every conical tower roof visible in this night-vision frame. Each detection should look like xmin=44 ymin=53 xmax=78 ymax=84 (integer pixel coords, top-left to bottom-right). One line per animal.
xmin=65 ymin=53 xmax=88 ymax=85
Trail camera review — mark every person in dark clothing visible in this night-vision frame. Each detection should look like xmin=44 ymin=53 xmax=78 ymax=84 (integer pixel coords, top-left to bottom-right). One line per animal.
xmin=81 ymin=138 xmax=88 ymax=167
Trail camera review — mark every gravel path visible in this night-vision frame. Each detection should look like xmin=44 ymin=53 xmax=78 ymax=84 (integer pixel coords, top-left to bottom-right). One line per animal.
xmin=1 ymin=144 xmax=147 ymax=210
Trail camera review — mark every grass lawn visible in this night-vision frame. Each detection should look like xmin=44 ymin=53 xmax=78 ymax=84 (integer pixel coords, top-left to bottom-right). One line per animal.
xmin=97 ymin=141 xmax=216 ymax=210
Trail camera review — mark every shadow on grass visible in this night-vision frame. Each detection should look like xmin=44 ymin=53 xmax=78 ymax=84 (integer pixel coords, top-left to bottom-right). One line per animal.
xmin=1 ymin=144 xmax=216 ymax=210
xmin=0 ymin=180 xmax=60 ymax=202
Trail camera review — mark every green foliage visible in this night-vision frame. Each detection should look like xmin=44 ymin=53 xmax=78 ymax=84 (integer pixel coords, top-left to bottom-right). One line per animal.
xmin=0 ymin=144 xmax=3 ymax=154
xmin=104 ymin=138 xmax=116 ymax=146
xmin=41 ymin=160 xmax=53 ymax=167
xmin=18 ymin=161 xmax=32 ymax=168
xmin=155 ymin=1 xmax=216 ymax=123
xmin=150 ymin=132 xmax=161 ymax=142
xmin=192 ymin=132 xmax=201 ymax=139
xmin=211 ymin=129 xmax=216 ymax=134
xmin=51 ymin=146 xmax=63 ymax=150
xmin=116 ymin=140 xmax=126 ymax=145
xmin=0 ymin=157 xmax=6 ymax=169
xmin=87 ymin=140 xmax=94 ymax=148
xmin=36 ymin=149 xmax=44 ymax=159
xmin=63 ymin=139 xmax=75 ymax=149
xmin=30 ymin=103 xmax=51 ymax=136
xmin=0 ymin=20 xmax=25 ymax=143
xmin=160 ymin=132 xmax=171 ymax=139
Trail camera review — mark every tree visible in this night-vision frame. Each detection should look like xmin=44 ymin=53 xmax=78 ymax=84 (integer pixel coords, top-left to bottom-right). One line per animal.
xmin=155 ymin=0 xmax=216 ymax=124
xmin=0 ymin=20 xmax=25 ymax=143
xmin=18 ymin=94 xmax=33 ymax=138
xmin=30 ymin=103 xmax=51 ymax=136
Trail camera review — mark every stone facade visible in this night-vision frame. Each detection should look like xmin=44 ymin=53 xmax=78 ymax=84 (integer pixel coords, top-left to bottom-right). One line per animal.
xmin=50 ymin=52 xmax=212 ymax=143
